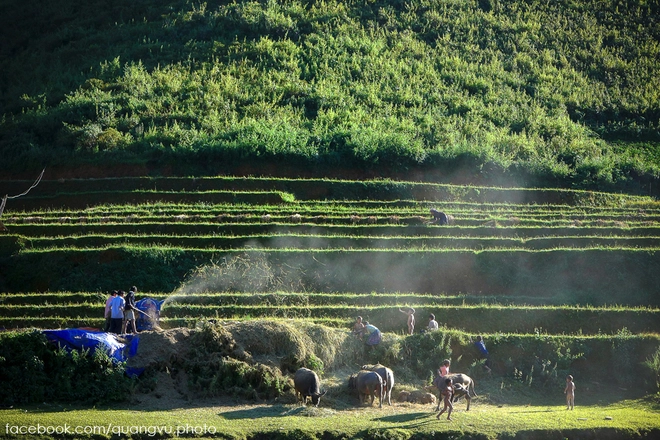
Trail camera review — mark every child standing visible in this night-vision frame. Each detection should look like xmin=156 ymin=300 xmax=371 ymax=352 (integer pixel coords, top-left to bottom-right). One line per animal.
xmin=399 ymin=307 xmax=415 ymax=335
xmin=564 ymin=375 xmax=575 ymax=410
xmin=436 ymin=378 xmax=454 ymax=420
xmin=438 ymin=359 xmax=450 ymax=378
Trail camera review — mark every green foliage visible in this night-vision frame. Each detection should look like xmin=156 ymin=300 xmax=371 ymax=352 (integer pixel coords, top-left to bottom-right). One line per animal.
xmin=374 ymin=329 xmax=467 ymax=382
xmin=279 ymin=191 xmax=297 ymax=203
xmin=185 ymin=322 xmax=293 ymax=399
xmin=0 ymin=236 xmax=23 ymax=257
xmin=612 ymin=327 xmax=638 ymax=382
xmin=643 ymin=346 xmax=660 ymax=391
xmin=304 ymin=353 xmax=325 ymax=376
xmin=49 ymin=345 xmax=130 ymax=402
xmin=362 ymin=428 xmax=411 ymax=440
xmin=0 ymin=330 xmax=131 ymax=406
xmin=193 ymin=357 xmax=290 ymax=399
xmin=1 ymin=0 xmax=659 ymax=191
xmin=0 ymin=330 xmax=50 ymax=405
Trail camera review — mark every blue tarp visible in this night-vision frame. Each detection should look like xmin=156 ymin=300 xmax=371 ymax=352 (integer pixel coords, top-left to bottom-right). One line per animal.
xmin=43 ymin=329 xmax=144 ymax=377
xmin=135 ymin=297 xmax=165 ymax=331
xmin=40 ymin=297 xmax=165 ymax=377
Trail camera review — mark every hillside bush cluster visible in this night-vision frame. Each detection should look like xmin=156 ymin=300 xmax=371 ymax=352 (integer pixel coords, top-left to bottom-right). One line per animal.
xmin=1 ymin=0 xmax=659 ymax=191
xmin=186 ymin=322 xmax=293 ymax=399
xmin=2 ymin=321 xmax=657 ymax=406
xmin=0 ymin=330 xmax=130 ymax=406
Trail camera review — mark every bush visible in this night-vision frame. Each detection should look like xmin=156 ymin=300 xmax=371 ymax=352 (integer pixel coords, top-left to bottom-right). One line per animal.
xmin=0 ymin=330 xmax=131 ymax=405
xmin=362 ymin=428 xmax=410 ymax=440
xmin=0 ymin=330 xmax=50 ymax=405
xmin=2 ymin=0 xmax=659 ymax=191
xmin=186 ymin=322 xmax=292 ymax=399
xmin=643 ymin=346 xmax=660 ymax=391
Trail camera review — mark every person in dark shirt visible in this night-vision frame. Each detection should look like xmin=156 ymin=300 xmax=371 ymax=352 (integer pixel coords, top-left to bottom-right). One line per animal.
xmin=474 ymin=335 xmax=491 ymax=372
xmin=122 ymin=286 xmax=138 ymax=334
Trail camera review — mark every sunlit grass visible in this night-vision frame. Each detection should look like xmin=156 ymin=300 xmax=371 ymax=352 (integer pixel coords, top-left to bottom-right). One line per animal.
xmin=1 ymin=398 xmax=657 ymax=439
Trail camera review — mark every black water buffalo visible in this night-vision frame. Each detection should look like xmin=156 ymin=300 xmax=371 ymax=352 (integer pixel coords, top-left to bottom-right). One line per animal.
xmin=349 ymin=371 xmax=385 ymax=408
xmin=432 ymin=373 xmax=476 ymax=411
xmin=361 ymin=363 xmax=395 ymax=406
xmin=294 ymin=367 xmax=327 ymax=407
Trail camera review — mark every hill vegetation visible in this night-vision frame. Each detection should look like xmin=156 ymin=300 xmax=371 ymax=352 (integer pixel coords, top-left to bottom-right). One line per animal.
xmin=1 ymin=0 xmax=659 ymax=192
xmin=2 ymin=2 xmax=660 ymax=437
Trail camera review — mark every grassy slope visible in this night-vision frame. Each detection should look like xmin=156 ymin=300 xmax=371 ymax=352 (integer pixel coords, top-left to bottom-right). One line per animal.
xmin=0 ymin=0 xmax=659 ymax=192
xmin=1 ymin=320 xmax=659 ymax=439
xmin=2 ymin=399 xmax=659 ymax=440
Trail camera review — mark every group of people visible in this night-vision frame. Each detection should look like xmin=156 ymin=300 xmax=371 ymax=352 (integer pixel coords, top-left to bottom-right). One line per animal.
xmin=398 ymin=307 xmax=440 ymax=335
xmin=352 ymin=310 xmax=575 ymax=415
xmin=436 ymin=358 xmax=576 ymax=415
xmin=351 ymin=316 xmax=382 ymax=346
xmin=103 ymin=286 xmax=139 ymax=334
xmin=397 ymin=309 xmax=491 ymax=371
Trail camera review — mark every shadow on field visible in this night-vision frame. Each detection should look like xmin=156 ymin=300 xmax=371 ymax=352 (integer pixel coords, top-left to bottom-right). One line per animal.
xmin=508 ymin=408 xmax=559 ymax=414
xmin=373 ymin=412 xmax=436 ymax=430
xmin=374 ymin=412 xmax=430 ymax=423
xmin=219 ymin=405 xmax=340 ymax=420
xmin=219 ymin=405 xmax=288 ymax=420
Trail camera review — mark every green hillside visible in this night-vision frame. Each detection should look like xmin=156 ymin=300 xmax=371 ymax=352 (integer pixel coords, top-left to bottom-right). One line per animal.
xmin=1 ymin=0 xmax=659 ymax=192
xmin=2 ymin=4 xmax=660 ymax=436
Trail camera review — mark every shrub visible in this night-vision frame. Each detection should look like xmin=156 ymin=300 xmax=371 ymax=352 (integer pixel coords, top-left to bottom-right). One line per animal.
xmin=186 ymin=321 xmax=292 ymax=399
xmin=643 ymin=346 xmax=660 ymax=391
xmin=187 ymin=352 xmax=291 ymax=399
xmin=3 ymin=0 xmax=659 ymax=191
xmin=304 ymin=353 xmax=325 ymax=376
xmin=363 ymin=428 xmax=410 ymax=440
xmin=0 ymin=330 xmax=131 ymax=405
xmin=0 ymin=330 xmax=50 ymax=405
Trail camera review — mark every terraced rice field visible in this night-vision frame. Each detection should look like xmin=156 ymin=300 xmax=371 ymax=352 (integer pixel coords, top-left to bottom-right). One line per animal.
xmin=1 ymin=177 xmax=659 ymax=337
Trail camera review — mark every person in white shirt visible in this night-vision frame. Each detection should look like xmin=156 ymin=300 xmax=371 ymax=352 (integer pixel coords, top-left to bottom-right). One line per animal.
xmin=110 ymin=290 xmax=125 ymax=334
xmin=428 ymin=314 xmax=439 ymax=331
xmin=103 ymin=290 xmax=117 ymax=332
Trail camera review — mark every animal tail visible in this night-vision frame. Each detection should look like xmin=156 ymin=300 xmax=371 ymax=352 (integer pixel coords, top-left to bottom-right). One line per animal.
xmin=377 ymin=380 xmax=384 ymax=408
xmin=470 ymin=379 xmax=477 ymax=397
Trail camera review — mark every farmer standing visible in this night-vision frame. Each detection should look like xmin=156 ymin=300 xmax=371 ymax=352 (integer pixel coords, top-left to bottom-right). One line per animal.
xmin=123 ymin=286 xmax=138 ymax=334
xmin=103 ymin=290 xmax=117 ymax=332
xmin=110 ymin=290 xmax=125 ymax=334
xmin=474 ymin=335 xmax=492 ymax=372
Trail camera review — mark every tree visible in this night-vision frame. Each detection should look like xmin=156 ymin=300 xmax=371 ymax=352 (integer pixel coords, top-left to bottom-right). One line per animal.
xmin=0 ymin=168 xmax=45 ymax=230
